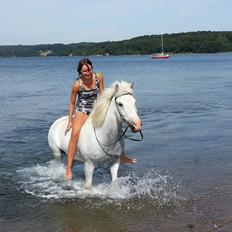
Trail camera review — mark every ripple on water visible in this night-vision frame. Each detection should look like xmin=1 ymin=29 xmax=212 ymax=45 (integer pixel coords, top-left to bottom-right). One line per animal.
xmin=0 ymin=210 xmax=21 ymax=224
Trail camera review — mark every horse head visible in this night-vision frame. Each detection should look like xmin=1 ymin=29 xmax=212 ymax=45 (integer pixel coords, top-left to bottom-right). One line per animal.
xmin=114 ymin=81 xmax=142 ymax=132
xmin=91 ymin=81 xmax=142 ymax=132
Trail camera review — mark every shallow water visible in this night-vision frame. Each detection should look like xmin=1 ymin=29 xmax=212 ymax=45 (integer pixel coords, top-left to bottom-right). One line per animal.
xmin=1 ymin=54 xmax=232 ymax=231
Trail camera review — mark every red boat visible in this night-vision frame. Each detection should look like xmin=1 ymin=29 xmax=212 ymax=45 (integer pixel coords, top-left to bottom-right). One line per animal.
xmin=150 ymin=52 xmax=170 ymax=59
xmin=151 ymin=34 xmax=170 ymax=59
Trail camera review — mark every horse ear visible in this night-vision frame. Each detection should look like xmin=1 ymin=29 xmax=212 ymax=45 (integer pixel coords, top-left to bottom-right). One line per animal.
xmin=130 ymin=82 xmax=134 ymax=89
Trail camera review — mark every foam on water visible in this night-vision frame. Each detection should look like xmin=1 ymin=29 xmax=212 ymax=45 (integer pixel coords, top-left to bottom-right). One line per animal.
xmin=17 ymin=160 xmax=182 ymax=205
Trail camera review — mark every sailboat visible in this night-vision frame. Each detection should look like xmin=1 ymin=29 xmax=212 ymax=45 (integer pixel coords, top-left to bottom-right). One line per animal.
xmin=151 ymin=34 xmax=170 ymax=59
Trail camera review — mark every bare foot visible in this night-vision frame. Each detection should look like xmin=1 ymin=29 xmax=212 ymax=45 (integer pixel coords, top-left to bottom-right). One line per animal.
xmin=120 ymin=154 xmax=138 ymax=164
xmin=65 ymin=170 xmax=72 ymax=180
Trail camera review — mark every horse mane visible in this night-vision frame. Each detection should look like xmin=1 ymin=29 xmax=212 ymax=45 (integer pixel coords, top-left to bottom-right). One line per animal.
xmin=90 ymin=81 xmax=133 ymax=128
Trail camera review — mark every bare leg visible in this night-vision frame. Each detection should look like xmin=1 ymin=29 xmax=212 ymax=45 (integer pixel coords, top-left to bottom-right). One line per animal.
xmin=120 ymin=153 xmax=137 ymax=164
xmin=119 ymin=139 xmax=137 ymax=164
xmin=65 ymin=112 xmax=88 ymax=180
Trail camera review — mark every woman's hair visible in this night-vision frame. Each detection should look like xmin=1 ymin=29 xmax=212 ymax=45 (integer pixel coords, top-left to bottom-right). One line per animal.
xmin=77 ymin=58 xmax=93 ymax=76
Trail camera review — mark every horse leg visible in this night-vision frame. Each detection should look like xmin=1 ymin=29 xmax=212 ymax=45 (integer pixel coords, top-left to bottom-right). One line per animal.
xmin=51 ymin=148 xmax=62 ymax=161
xmin=110 ymin=160 xmax=120 ymax=182
xmin=84 ymin=162 xmax=95 ymax=190
xmin=48 ymin=134 xmax=62 ymax=160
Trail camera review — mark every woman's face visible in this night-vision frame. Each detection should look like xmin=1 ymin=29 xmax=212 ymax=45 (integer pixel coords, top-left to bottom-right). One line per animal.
xmin=81 ymin=64 xmax=93 ymax=79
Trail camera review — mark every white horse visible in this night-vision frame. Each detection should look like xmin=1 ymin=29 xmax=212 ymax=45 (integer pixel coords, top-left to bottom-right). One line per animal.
xmin=48 ymin=81 xmax=142 ymax=189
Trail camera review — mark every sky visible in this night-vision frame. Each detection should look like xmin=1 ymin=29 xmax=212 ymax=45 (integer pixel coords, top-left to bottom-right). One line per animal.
xmin=0 ymin=0 xmax=231 ymax=45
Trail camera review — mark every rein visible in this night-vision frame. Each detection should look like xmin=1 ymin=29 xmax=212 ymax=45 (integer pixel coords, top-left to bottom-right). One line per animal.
xmin=93 ymin=92 xmax=143 ymax=156
xmin=94 ymin=124 xmax=129 ymax=147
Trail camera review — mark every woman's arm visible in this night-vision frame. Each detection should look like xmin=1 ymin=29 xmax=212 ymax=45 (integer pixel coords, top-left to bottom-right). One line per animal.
xmin=65 ymin=81 xmax=80 ymax=134
xmin=97 ymin=72 xmax=104 ymax=94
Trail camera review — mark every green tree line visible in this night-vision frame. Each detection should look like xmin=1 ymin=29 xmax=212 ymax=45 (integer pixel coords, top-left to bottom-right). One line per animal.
xmin=0 ymin=31 xmax=232 ymax=57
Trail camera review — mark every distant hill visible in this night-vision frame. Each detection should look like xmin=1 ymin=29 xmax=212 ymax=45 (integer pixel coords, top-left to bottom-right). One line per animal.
xmin=0 ymin=31 xmax=232 ymax=57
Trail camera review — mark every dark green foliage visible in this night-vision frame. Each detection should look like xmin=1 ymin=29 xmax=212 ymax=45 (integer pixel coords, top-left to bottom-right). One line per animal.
xmin=0 ymin=31 xmax=232 ymax=57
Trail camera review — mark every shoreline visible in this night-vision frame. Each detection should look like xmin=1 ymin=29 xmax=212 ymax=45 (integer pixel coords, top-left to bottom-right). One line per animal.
xmin=1 ymin=51 xmax=232 ymax=59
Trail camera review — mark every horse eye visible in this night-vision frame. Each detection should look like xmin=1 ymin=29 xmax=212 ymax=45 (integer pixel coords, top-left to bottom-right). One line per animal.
xmin=118 ymin=102 xmax=123 ymax=107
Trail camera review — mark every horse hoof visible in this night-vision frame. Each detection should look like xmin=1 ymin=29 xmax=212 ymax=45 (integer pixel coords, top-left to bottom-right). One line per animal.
xmin=85 ymin=184 xmax=92 ymax=190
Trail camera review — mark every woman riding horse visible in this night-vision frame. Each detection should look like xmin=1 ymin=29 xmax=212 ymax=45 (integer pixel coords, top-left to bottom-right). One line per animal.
xmin=48 ymin=80 xmax=142 ymax=189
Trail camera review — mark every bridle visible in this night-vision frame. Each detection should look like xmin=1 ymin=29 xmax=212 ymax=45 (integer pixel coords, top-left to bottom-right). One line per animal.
xmin=115 ymin=92 xmax=143 ymax=141
xmin=93 ymin=92 xmax=143 ymax=156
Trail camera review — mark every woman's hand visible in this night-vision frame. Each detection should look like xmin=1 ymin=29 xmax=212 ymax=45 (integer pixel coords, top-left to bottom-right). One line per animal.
xmin=65 ymin=121 xmax=72 ymax=135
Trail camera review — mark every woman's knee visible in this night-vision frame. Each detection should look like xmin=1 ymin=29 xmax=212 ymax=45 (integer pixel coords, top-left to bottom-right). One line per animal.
xmin=71 ymin=129 xmax=80 ymax=141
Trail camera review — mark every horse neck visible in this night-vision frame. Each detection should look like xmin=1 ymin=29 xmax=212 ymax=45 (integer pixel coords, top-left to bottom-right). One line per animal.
xmin=98 ymin=98 xmax=123 ymax=141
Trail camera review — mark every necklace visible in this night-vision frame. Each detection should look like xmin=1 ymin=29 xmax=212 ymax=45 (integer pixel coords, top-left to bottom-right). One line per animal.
xmin=82 ymin=73 xmax=93 ymax=81
xmin=81 ymin=74 xmax=95 ymax=89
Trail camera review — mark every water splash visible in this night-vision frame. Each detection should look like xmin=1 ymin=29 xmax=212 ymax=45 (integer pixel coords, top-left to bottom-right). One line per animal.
xmin=17 ymin=160 xmax=182 ymax=206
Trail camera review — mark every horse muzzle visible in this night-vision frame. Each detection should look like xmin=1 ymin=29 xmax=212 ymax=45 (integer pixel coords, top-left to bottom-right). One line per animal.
xmin=129 ymin=119 xmax=142 ymax=133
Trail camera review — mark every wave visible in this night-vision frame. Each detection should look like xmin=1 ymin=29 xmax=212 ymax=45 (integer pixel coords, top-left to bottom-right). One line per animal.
xmin=16 ymin=160 xmax=183 ymax=208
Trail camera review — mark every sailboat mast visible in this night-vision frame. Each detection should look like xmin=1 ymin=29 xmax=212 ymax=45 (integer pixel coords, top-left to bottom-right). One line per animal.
xmin=161 ymin=34 xmax=164 ymax=53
